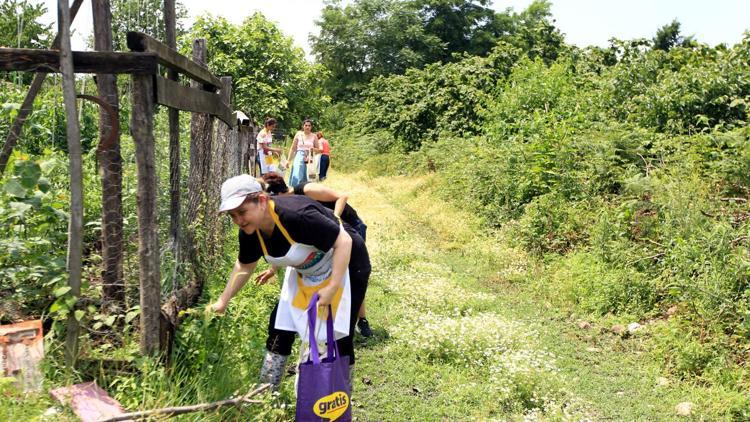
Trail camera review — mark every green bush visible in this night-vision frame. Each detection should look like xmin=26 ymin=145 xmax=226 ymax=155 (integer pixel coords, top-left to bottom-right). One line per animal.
xmin=0 ymin=154 xmax=69 ymax=321
xmin=515 ymin=194 xmax=592 ymax=255
xmin=545 ymin=252 xmax=658 ymax=316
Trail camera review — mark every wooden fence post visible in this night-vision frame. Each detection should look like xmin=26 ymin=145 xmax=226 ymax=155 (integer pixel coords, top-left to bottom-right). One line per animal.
xmin=130 ymin=74 xmax=160 ymax=355
xmin=92 ymin=0 xmax=125 ymax=312
xmin=215 ymin=76 xmax=237 ymax=178
xmin=184 ymin=38 xmax=214 ymax=276
xmin=58 ymin=0 xmax=84 ymax=368
xmin=164 ymin=0 xmax=181 ymax=276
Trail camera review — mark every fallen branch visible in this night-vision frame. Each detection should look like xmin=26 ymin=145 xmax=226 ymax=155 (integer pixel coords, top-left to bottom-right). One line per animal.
xmin=721 ymin=197 xmax=748 ymax=203
xmin=98 ymin=383 xmax=271 ymax=422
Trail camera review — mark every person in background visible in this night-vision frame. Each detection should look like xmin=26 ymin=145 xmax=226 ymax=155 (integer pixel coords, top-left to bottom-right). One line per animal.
xmin=261 ymin=172 xmax=373 ymax=337
xmin=257 ymin=118 xmax=283 ymax=175
xmin=315 ymin=131 xmax=331 ymax=181
xmin=287 ymin=119 xmax=317 ymax=187
xmin=210 ymin=175 xmax=371 ymax=390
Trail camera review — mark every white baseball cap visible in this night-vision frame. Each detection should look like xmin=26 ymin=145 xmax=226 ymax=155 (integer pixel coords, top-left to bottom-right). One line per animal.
xmin=218 ymin=174 xmax=263 ymax=212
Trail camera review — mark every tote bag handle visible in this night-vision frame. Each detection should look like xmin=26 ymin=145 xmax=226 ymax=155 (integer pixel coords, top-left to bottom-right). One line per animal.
xmin=306 ymin=292 xmax=339 ymax=365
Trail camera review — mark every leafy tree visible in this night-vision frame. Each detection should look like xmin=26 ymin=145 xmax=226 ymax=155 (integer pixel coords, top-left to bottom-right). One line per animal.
xmin=0 ymin=0 xmax=50 ymax=49
xmin=414 ymin=0 xmax=497 ymax=60
xmin=313 ymin=0 xmax=565 ymax=99
xmin=110 ymin=0 xmax=187 ymax=51
xmin=312 ymin=0 xmax=443 ymax=100
xmin=360 ymin=41 xmax=521 ymax=151
xmin=504 ymin=0 xmax=565 ymax=64
xmin=652 ymin=19 xmax=693 ymax=51
xmin=0 ymin=0 xmax=52 ymax=84
xmin=187 ymin=13 xmax=329 ymax=132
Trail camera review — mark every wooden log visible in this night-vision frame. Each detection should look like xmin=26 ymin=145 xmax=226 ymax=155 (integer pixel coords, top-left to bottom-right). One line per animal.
xmin=92 ymin=0 xmax=125 ymax=313
xmin=130 ymin=74 xmax=160 ymax=356
xmin=0 ymin=48 xmax=158 ymax=74
xmin=58 ymin=0 xmax=84 ymax=368
xmin=126 ymin=31 xmax=221 ymax=90
xmin=154 ymin=76 xmax=235 ymax=126
xmin=98 ymin=384 xmax=270 ymax=422
xmin=0 ymin=0 xmax=84 ymax=174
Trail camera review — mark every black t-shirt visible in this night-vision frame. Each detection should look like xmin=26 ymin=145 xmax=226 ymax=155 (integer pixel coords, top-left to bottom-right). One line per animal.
xmin=293 ymin=182 xmax=361 ymax=226
xmin=238 ymin=195 xmax=370 ymax=272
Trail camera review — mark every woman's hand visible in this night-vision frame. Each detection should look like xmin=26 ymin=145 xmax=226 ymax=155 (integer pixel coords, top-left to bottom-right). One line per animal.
xmin=255 ymin=268 xmax=276 ymax=285
xmin=207 ymin=299 xmax=227 ymax=315
xmin=317 ymin=283 xmax=338 ymax=307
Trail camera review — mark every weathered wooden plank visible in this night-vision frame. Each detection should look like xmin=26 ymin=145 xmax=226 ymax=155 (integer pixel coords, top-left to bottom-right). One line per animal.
xmin=127 ymin=31 xmax=221 ymax=90
xmin=154 ymin=76 xmax=235 ymax=127
xmin=164 ymin=0 xmax=181 ymax=278
xmin=58 ymin=0 xmax=84 ymax=368
xmin=0 ymin=48 xmax=157 ymax=74
xmin=130 ymin=74 xmax=161 ymax=356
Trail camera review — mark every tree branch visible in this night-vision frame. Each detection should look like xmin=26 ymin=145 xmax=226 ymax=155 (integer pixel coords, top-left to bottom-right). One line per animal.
xmin=98 ymin=383 xmax=271 ymax=422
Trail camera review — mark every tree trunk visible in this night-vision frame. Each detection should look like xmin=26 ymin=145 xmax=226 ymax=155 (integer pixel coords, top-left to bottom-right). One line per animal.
xmin=58 ymin=0 xmax=84 ymax=368
xmin=91 ymin=0 xmax=124 ymax=313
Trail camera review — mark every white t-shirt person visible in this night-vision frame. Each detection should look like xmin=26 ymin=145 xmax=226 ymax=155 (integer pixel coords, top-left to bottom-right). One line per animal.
xmin=257 ymin=119 xmax=281 ymax=174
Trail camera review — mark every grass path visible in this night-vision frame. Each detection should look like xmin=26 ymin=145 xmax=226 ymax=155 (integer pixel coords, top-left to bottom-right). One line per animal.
xmin=328 ymin=171 xmax=714 ymax=421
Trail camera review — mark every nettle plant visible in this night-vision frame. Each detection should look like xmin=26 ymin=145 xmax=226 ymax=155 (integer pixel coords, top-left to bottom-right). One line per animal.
xmin=0 ymin=155 xmax=68 ymax=322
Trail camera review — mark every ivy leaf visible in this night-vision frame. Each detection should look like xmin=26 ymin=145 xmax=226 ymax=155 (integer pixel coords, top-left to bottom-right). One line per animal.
xmin=729 ymin=98 xmax=746 ymax=108
xmin=37 ymin=178 xmax=51 ymax=193
xmin=104 ymin=315 xmax=117 ymax=327
xmin=9 ymin=202 xmax=32 ymax=218
xmin=74 ymin=310 xmax=85 ymax=321
xmin=54 ymin=286 xmax=71 ymax=297
xmin=49 ymin=298 xmax=63 ymax=313
xmin=125 ymin=310 xmax=140 ymax=324
xmin=4 ymin=179 xmax=27 ymax=198
xmin=2 ymin=102 xmax=20 ymax=112
xmin=15 ymin=160 xmax=42 ymax=189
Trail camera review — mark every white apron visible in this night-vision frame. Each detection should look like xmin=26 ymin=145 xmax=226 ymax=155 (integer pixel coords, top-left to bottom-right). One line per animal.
xmin=258 ymin=201 xmax=352 ymax=344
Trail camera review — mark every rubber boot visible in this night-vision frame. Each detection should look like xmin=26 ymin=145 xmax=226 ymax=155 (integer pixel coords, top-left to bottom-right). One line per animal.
xmin=259 ymin=351 xmax=288 ymax=390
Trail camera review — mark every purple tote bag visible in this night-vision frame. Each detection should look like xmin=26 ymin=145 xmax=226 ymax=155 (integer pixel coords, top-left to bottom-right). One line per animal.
xmin=296 ymin=293 xmax=352 ymax=422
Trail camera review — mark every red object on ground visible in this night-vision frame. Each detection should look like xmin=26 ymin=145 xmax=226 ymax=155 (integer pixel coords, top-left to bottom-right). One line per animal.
xmin=50 ymin=381 xmax=128 ymax=422
xmin=0 ymin=319 xmax=44 ymax=391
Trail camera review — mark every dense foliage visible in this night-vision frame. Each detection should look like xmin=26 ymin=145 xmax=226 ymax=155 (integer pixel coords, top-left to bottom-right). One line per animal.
xmin=333 ymin=17 xmax=750 ymax=405
xmin=0 ymin=0 xmax=51 ymax=84
xmin=312 ymin=0 xmax=564 ymax=99
xmin=186 ymin=13 xmax=329 ymax=132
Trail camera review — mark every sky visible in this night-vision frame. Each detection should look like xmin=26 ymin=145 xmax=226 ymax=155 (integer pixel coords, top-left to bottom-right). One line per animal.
xmin=39 ymin=0 xmax=750 ymax=59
